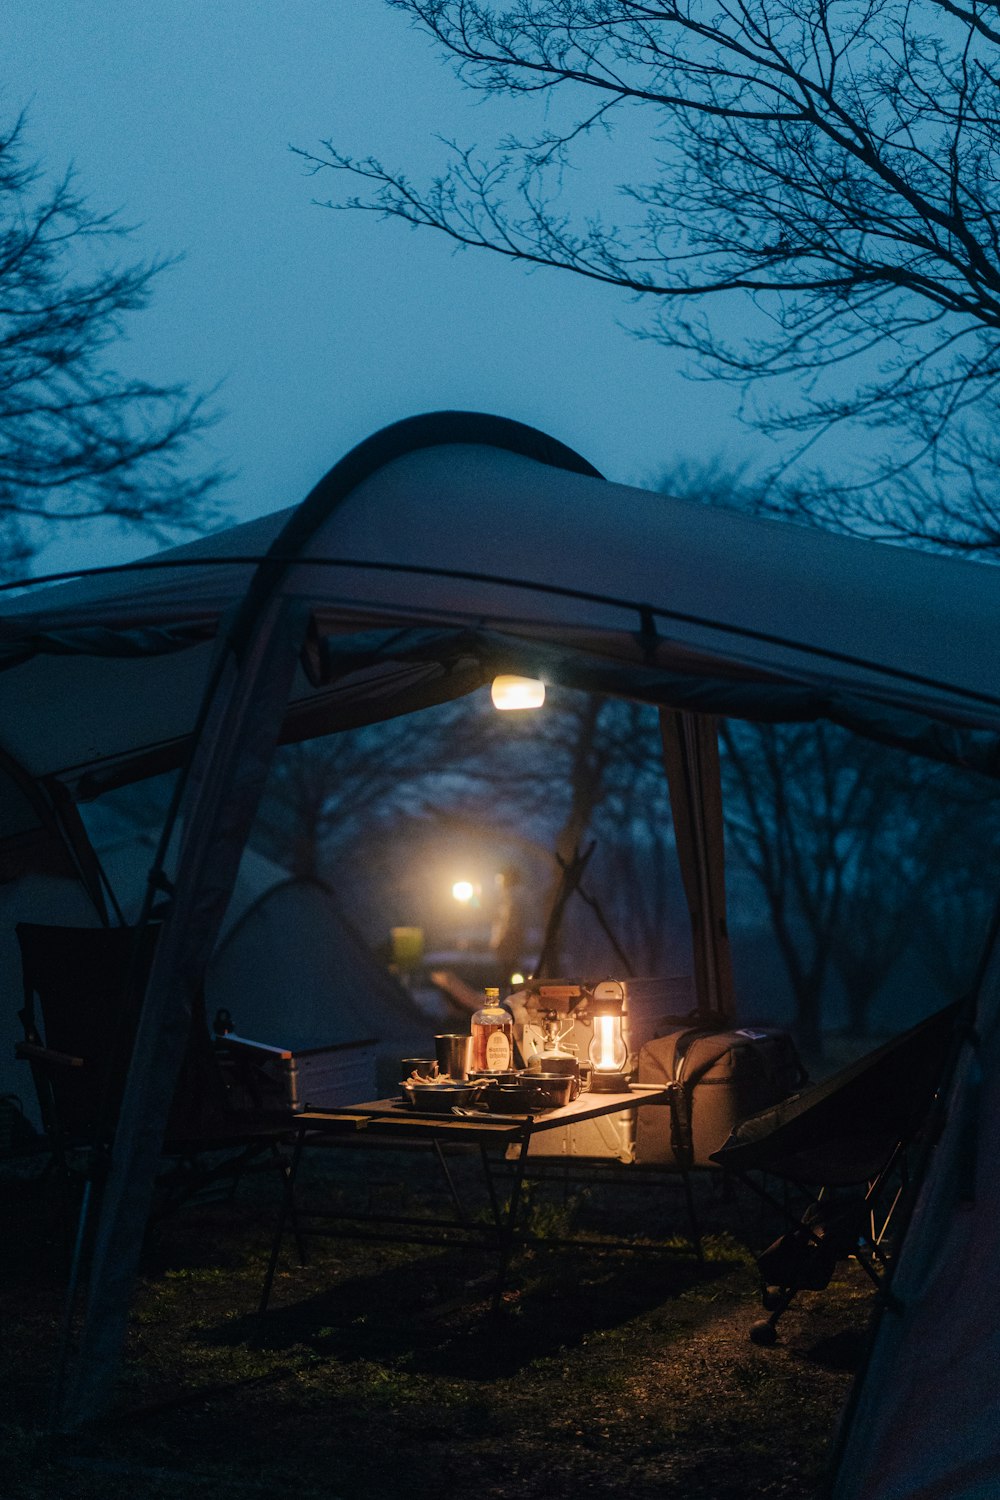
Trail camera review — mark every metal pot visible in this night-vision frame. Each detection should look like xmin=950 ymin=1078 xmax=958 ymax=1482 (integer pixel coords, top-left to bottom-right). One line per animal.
xmin=518 ymin=1071 xmax=576 ymax=1109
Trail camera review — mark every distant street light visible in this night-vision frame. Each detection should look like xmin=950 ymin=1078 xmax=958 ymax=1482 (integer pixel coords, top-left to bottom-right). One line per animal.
xmin=491 ymin=675 xmax=545 ymax=710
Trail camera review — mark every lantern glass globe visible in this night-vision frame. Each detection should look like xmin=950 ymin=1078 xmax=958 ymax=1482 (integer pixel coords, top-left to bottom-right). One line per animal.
xmin=491 ymin=675 xmax=545 ymax=710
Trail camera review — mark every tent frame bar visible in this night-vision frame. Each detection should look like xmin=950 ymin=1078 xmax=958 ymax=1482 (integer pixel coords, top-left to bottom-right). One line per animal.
xmin=6 ymin=551 xmax=1000 ymax=719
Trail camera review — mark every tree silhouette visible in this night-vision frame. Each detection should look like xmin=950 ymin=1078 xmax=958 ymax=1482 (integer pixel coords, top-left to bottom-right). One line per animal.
xmin=720 ymin=719 xmax=997 ymax=1049
xmin=0 ymin=113 xmax=221 ymax=570
xmin=313 ymin=0 xmax=1000 ymax=532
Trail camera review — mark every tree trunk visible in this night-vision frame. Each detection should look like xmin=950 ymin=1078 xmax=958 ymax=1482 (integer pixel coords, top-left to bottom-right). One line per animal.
xmin=540 ymin=696 xmax=608 ymax=973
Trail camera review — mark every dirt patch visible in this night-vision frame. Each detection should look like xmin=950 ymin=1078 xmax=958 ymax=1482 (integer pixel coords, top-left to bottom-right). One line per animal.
xmin=0 ymin=1153 xmax=872 ymax=1499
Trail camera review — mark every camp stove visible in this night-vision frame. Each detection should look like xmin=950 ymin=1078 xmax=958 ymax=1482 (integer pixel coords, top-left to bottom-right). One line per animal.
xmin=517 ymin=976 xmax=691 ymax=1066
xmin=519 ymin=979 xmax=590 ymax=1067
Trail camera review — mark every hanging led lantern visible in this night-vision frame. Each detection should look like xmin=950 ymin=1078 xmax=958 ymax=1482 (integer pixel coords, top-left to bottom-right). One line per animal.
xmin=587 ymin=990 xmax=629 ymax=1092
xmin=491 ymin=675 xmax=546 ymax=710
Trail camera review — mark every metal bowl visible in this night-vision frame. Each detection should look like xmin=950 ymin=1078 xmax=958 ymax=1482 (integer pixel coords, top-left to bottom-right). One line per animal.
xmin=399 ymin=1080 xmax=488 ymax=1113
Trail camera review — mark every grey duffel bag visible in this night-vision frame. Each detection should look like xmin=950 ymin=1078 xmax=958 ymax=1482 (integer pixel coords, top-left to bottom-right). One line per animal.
xmin=635 ymin=1025 xmax=806 ymax=1169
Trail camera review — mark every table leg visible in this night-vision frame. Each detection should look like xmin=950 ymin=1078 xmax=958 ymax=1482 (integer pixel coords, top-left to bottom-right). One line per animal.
xmin=433 ymin=1139 xmax=468 ymax=1225
xmin=270 ymin=1140 xmax=307 ymax=1266
xmin=284 ymin=1161 xmax=308 ymax=1267
xmin=480 ymin=1142 xmax=503 ymax=1234
xmin=489 ymin=1130 xmax=531 ymax=1316
xmin=258 ymin=1127 xmax=305 ymax=1316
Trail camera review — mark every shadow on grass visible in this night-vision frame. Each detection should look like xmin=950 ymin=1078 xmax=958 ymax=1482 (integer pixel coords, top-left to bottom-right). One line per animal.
xmin=199 ymin=1237 xmax=734 ymax=1382
xmin=800 ymin=1327 xmax=867 ymax=1372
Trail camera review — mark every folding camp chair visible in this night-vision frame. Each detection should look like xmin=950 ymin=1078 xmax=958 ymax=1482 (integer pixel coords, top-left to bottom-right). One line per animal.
xmin=711 ymin=1001 xmax=963 ymax=1344
xmin=14 ymin=921 xmax=295 ymax=1211
xmin=14 ymin=920 xmax=312 ymax=1428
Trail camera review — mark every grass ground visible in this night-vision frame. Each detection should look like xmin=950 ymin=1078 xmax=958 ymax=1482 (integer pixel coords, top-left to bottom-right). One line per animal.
xmin=0 ymin=1146 xmax=873 ymax=1499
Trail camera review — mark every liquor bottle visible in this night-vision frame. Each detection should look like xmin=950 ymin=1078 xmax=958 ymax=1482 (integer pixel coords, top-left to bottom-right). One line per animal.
xmin=471 ymin=987 xmax=514 ymax=1073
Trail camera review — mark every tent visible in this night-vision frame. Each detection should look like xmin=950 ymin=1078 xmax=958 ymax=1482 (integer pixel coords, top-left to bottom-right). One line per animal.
xmin=205 ymin=871 xmax=431 ymax=1079
xmin=0 ymin=409 xmax=998 ymax=1493
xmin=89 ymin=807 xmax=432 ymax=1090
xmin=0 ymin=811 xmax=431 ymax=1120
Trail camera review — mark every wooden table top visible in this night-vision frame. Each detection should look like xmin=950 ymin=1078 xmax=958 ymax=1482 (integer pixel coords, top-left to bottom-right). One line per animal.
xmin=295 ymin=1084 xmax=672 ymax=1139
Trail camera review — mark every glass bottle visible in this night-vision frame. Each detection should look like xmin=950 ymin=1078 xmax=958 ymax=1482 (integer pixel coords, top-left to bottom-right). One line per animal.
xmin=471 ymin=987 xmax=514 ymax=1073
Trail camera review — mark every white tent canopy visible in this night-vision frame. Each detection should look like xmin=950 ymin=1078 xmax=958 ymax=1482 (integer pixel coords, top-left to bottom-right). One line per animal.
xmin=2 ymin=411 xmax=998 ymax=1494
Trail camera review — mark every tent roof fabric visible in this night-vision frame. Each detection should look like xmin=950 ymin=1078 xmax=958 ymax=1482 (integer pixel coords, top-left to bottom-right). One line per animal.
xmin=1 ymin=410 xmax=999 ymax=805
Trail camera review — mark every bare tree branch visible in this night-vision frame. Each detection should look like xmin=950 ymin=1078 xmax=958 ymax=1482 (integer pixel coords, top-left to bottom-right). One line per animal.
xmin=0 ymin=113 xmax=223 ymax=569
xmin=315 ymin=0 xmax=1000 ymax=518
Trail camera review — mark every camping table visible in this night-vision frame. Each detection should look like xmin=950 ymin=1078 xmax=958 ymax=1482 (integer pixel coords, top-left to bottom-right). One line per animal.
xmin=258 ymin=1083 xmax=673 ymax=1316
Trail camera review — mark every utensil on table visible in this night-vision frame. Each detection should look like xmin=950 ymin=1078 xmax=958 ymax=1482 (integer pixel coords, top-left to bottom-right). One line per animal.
xmin=519 ymin=1071 xmax=576 ymax=1109
xmin=485 ymin=1078 xmax=537 ymax=1113
xmin=451 ymin=1107 xmax=528 ymax=1122
xmin=529 ymin=1054 xmax=578 ymax=1080
xmin=401 ymin=1057 xmax=438 ymax=1078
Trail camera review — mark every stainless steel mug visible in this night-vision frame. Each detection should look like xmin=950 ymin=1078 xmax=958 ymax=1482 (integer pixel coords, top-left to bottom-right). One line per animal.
xmin=535 ymin=1054 xmax=578 ymax=1077
xmin=400 ymin=1057 xmax=438 ymax=1102
xmin=434 ymin=1033 xmax=473 ymax=1080
xmin=400 ymin=1057 xmax=438 ymax=1079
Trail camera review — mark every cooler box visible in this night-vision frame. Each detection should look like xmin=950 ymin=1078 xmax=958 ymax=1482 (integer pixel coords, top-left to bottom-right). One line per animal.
xmin=635 ymin=1026 xmax=804 ymax=1169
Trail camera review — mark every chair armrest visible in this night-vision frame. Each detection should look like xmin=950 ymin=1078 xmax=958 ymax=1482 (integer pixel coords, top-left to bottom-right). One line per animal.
xmin=15 ymin=1040 xmax=84 ymax=1068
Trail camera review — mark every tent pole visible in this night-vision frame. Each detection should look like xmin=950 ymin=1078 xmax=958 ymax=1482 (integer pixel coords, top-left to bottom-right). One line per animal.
xmin=659 ymin=710 xmax=735 ymax=1025
xmin=57 ymin=599 xmax=309 ymax=1429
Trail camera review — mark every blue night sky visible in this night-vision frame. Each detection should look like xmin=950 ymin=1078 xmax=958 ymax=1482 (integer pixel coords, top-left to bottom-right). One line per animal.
xmin=6 ymin=2 xmax=776 ymax=571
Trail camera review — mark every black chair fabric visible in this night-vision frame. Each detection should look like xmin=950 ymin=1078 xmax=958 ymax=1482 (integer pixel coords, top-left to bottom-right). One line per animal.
xmin=710 ymin=1002 xmax=965 ymax=1342
xmin=16 ymin=921 xmax=288 ymax=1156
xmin=17 ymin=922 xmax=161 ymax=1144
xmin=711 ymin=1001 xmax=962 ymax=1186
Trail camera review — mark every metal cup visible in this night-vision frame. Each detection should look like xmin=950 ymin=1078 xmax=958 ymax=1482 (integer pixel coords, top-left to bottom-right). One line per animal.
xmin=434 ymin=1033 xmax=473 ymax=1080
xmin=400 ymin=1057 xmax=438 ymax=1080
xmin=399 ymin=1057 xmax=438 ymax=1102
xmin=536 ymin=1055 xmax=578 ymax=1078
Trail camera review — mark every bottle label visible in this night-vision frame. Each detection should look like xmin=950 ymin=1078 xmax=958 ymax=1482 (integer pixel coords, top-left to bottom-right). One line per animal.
xmin=485 ymin=1030 xmax=512 ymax=1071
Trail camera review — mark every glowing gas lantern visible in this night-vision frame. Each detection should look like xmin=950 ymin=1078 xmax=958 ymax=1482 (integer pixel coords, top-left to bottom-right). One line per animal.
xmin=587 ymin=990 xmax=629 ymax=1092
xmin=491 ymin=675 xmax=545 ymax=711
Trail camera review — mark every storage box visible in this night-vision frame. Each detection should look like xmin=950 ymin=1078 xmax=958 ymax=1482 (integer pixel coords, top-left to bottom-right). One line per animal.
xmin=217 ymin=1035 xmax=377 ymax=1114
xmin=293 ymin=1043 xmax=377 ymax=1110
